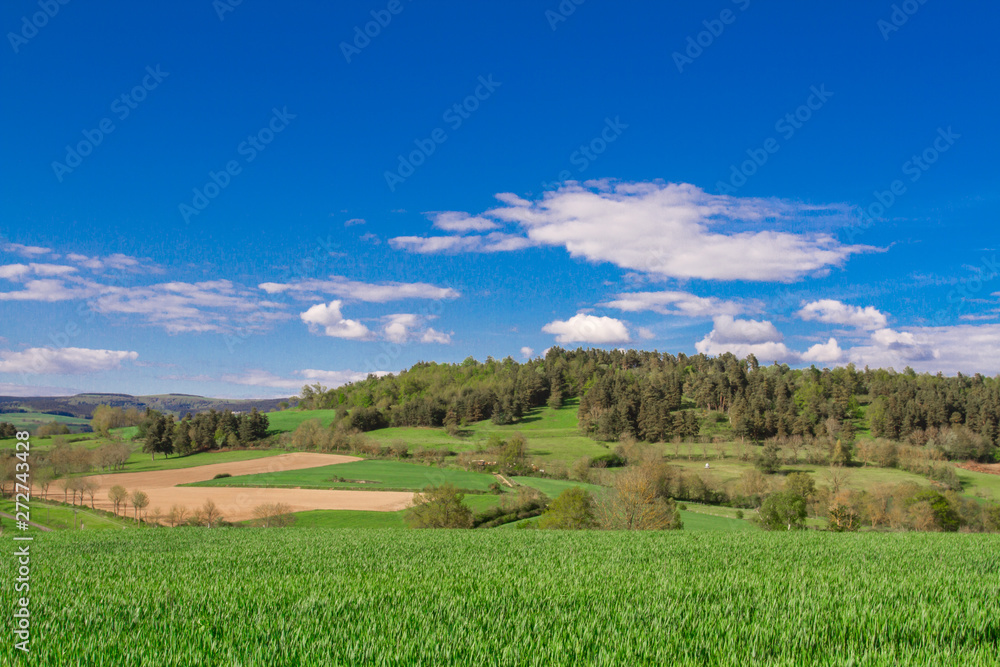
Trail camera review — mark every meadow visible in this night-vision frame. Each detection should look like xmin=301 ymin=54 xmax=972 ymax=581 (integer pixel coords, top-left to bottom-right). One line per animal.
xmin=1 ymin=529 xmax=997 ymax=666
xmin=190 ymin=459 xmax=499 ymax=493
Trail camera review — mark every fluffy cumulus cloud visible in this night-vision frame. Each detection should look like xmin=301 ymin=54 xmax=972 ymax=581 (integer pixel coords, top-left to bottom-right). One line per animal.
xmin=300 ymin=300 xmax=372 ymax=339
xmin=600 ymin=290 xmax=749 ymax=318
xmin=520 ymin=346 xmax=534 ymax=358
xmin=542 ymin=314 xmax=631 ymax=344
xmin=695 ymin=316 xmax=795 ymax=361
xmin=393 ymin=181 xmax=872 ymax=282
xmin=797 ymin=299 xmax=888 ymax=330
xmin=0 ymin=347 xmax=138 ymax=375
xmin=381 ymin=313 xmax=452 ymax=344
xmin=802 ymin=337 xmax=844 ymax=363
xmin=258 ymin=275 xmax=459 ymax=303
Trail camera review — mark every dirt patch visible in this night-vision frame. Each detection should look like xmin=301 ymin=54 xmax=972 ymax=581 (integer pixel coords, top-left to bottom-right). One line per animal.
xmin=44 ymin=453 xmax=415 ymax=522
xmin=956 ymin=461 xmax=1000 ymax=476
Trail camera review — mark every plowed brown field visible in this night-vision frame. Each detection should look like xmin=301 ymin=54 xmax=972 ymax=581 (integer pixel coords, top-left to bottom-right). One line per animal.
xmin=43 ymin=453 xmax=415 ymax=522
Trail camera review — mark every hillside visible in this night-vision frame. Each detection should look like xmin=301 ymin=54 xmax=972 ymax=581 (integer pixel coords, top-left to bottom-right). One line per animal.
xmin=0 ymin=393 xmax=288 ymax=428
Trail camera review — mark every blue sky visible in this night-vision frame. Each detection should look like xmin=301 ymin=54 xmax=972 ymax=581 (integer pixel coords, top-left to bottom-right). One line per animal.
xmin=1 ymin=1 xmax=999 ymax=397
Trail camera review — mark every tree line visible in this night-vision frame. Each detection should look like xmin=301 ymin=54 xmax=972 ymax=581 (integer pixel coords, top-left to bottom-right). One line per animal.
xmin=292 ymin=348 xmax=1000 ymax=461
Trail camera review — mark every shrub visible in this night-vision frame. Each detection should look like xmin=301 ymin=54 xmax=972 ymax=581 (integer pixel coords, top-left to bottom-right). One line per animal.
xmin=213 ymin=473 xmax=232 ymax=480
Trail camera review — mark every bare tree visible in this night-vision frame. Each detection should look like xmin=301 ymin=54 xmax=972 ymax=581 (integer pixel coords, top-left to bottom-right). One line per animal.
xmin=81 ymin=478 xmax=99 ymax=509
xmin=108 ymin=485 xmax=128 ymax=516
xmin=251 ymin=503 xmax=295 ymax=528
xmin=167 ymin=504 xmax=189 ymax=528
xmin=148 ymin=507 xmax=162 ymax=527
xmin=823 ymin=465 xmax=853 ymax=497
xmin=201 ymin=499 xmax=223 ymax=528
xmin=598 ymin=465 xmax=682 ymax=530
xmin=130 ymin=490 xmax=150 ymax=523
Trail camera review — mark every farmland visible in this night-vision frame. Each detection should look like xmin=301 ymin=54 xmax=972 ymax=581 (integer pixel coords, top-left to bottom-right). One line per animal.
xmin=191 ymin=459 xmax=500 ymax=493
xmin=1 ymin=529 xmax=997 ymax=666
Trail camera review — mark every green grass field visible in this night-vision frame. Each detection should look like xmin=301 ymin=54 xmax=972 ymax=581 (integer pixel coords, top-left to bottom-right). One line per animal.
xmin=358 ymin=397 xmax=613 ymax=463
xmin=0 ymin=498 xmax=135 ymax=532
xmin=2 ymin=529 xmax=996 ymax=665
xmin=190 ymin=459 xmax=499 ymax=492
xmin=263 ymin=408 xmax=342 ymax=433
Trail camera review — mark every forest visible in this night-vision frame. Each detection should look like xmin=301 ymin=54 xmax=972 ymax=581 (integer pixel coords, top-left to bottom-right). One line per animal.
xmin=292 ymin=348 xmax=1000 ymax=463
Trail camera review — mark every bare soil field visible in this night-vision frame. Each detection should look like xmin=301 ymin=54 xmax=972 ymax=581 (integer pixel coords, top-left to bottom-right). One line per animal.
xmin=956 ymin=461 xmax=1000 ymax=476
xmin=44 ymin=453 xmax=415 ymax=522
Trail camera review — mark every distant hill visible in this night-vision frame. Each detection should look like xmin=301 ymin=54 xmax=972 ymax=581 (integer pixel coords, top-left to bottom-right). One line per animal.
xmin=0 ymin=393 xmax=289 ymax=423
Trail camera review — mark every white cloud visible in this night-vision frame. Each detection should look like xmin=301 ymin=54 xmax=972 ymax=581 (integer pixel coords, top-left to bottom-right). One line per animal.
xmin=258 ymin=275 xmax=459 ymax=302
xmin=383 ymin=314 xmax=420 ymax=343
xmin=709 ymin=315 xmax=783 ymax=344
xmin=344 ymin=218 xmax=366 ymax=227
xmin=802 ymin=337 xmax=843 ymax=363
xmin=219 ymin=368 xmax=379 ymax=390
xmin=0 ymin=279 xmax=92 ymax=302
xmin=520 ymin=346 xmax=534 ymax=358
xmin=843 ymin=324 xmax=1000 ymax=374
xmin=426 ymin=211 xmax=498 ymax=232
xmin=0 ymin=382 xmax=79 ymax=397
xmin=2 ymin=243 xmax=51 ymax=257
xmin=300 ymin=300 xmax=371 ymax=339
xmin=600 ymin=290 xmax=748 ymax=318
xmin=0 ymin=347 xmax=138 ymax=375
xmin=396 ymin=181 xmax=872 ymax=282
xmin=420 ymin=328 xmax=451 ymax=344
xmin=389 ymin=232 xmax=534 ymax=254
xmin=92 ymin=280 xmax=286 ymax=334
xmin=797 ymin=299 xmax=888 ymax=330
xmin=381 ymin=314 xmax=451 ymax=344
xmin=695 ymin=316 xmax=794 ymax=361
xmin=638 ymin=327 xmax=655 ymax=340
xmin=65 ymin=252 xmax=152 ymax=273
xmin=542 ymin=314 xmax=631 ymax=344
xmin=0 ymin=263 xmax=77 ymax=281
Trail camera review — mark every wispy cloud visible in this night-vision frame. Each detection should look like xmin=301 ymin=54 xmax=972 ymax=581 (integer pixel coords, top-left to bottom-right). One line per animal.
xmin=259 ymin=275 xmax=459 ymax=302
xmin=0 ymin=347 xmax=138 ymax=374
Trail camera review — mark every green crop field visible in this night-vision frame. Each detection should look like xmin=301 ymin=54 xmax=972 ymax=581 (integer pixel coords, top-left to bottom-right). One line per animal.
xmin=1 ymin=530 xmax=997 ymax=666
xmin=190 ymin=459 xmax=499 ymax=493
xmin=263 ymin=408 xmax=342 ymax=433
xmin=0 ymin=412 xmax=91 ymax=432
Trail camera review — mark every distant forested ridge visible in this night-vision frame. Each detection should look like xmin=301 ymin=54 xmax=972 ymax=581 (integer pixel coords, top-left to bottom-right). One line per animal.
xmin=295 ymin=348 xmax=1000 ymax=459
